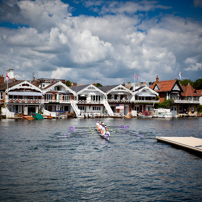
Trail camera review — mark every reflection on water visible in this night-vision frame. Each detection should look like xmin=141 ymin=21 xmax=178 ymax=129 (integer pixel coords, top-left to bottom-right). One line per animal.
xmin=0 ymin=118 xmax=202 ymax=201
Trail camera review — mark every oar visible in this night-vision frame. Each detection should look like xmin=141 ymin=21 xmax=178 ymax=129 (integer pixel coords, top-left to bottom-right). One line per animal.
xmin=127 ymin=131 xmax=144 ymax=138
xmin=89 ymin=127 xmax=95 ymax=134
xmin=108 ymin=126 xmax=115 ymax=133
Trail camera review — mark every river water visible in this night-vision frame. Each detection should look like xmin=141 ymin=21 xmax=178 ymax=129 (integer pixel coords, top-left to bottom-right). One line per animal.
xmin=0 ymin=117 xmax=202 ymax=201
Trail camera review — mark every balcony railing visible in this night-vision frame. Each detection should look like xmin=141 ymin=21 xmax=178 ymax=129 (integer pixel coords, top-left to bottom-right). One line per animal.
xmin=44 ymin=99 xmax=72 ymax=103
xmin=173 ymin=99 xmax=199 ymax=104
xmin=78 ymin=100 xmax=103 ymax=104
xmin=9 ymin=99 xmax=42 ymax=104
xmin=108 ymin=99 xmax=158 ymax=104
xmin=108 ymin=99 xmax=132 ymax=103
xmin=134 ymin=100 xmax=159 ymax=103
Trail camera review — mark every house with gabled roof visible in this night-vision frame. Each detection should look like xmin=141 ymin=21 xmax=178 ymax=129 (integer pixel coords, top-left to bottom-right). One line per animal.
xmin=99 ymin=84 xmax=133 ymax=116
xmin=150 ymin=76 xmax=183 ymax=102
xmin=179 ymin=83 xmax=201 ymax=115
xmin=42 ymin=81 xmax=78 ymax=117
xmin=132 ymin=85 xmax=159 ymax=113
xmin=1 ymin=79 xmax=43 ymax=118
xmin=150 ymin=76 xmax=201 ymax=116
xmin=70 ymin=84 xmax=113 ymax=116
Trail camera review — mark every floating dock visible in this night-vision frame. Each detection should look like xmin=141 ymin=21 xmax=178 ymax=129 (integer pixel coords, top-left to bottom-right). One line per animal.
xmin=156 ymin=136 xmax=202 ymax=154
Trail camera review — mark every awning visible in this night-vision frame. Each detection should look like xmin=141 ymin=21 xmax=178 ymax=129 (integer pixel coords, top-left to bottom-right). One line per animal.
xmin=136 ymin=93 xmax=156 ymax=97
xmin=8 ymin=92 xmax=43 ymax=96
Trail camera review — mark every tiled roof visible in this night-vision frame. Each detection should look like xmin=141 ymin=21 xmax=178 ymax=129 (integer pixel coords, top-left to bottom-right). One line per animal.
xmin=0 ymin=80 xmax=24 ymax=91
xmin=181 ymin=83 xmax=200 ymax=97
xmin=150 ymin=79 xmax=179 ymax=92
xmin=196 ymin=89 xmax=202 ymax=96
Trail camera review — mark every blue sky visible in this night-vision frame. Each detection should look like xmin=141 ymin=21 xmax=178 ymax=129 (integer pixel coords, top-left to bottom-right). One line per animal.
xmin=0 ymin=0 xmax=202 ymax=85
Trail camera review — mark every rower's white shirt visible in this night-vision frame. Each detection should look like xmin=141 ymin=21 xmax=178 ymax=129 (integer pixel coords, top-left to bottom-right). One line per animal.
xmin=102 ymin=126 xmax=106 ymax=132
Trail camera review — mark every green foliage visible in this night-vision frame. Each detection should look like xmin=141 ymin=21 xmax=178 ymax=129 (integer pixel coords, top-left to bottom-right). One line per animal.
xmin=197 ymin=105 xmax=202 ymax=112
xmin=157 ymin=99 xmax=174 ymax=109
xmin=155 ymin=96 xmax=159 ymax=100
xmin=178 ymin=78 xmax=202 ymax=90
xmin=65 ymin=80 xmax=72 ymax=87
xmin=178 ymin=79 xmax=193 ymax=86
xmin=96 ymin=83 xmax=103 ymax=87
xmin=193 ymin=78 xmax=202 ymax=90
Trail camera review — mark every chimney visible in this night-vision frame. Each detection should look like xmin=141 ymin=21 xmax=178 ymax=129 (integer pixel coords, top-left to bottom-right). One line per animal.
xmin=33 ymin=78 xmax=38 ymax=87
xmin=156 ymin=75 xmax=159 ymax=83
xmin=122 ymin=81 xmax=125 ymax=86
xmin=0 ymin=74 xmax=4 ymax=84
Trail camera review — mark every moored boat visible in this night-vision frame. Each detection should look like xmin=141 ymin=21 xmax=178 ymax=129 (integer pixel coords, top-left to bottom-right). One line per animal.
xmin=153 ymin=108 xmax=172 ymax=118
xmin=31 ymin=112 xmax=44 ymax=120
xmin=138 ymin=111 xmax=152 ymax=118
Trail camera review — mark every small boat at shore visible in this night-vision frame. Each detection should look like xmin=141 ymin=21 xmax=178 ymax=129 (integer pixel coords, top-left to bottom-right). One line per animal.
xmin=153 ymin=108 xmax=172 ymax=118
xmin=31 ymin=112 xmax=44 ymax=120
xmin=138 ymin=111 xmax=152 ymax=118
xmin=96 ymin=121 xmax=110 ymax=141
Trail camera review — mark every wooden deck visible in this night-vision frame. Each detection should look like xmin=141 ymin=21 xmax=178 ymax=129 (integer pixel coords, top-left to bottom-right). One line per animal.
xmin=156 ymin=136 xmax=202 ymax=154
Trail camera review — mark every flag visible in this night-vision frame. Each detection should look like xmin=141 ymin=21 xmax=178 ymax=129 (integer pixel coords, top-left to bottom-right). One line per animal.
xmin=116 ymin=104 xmax=124 ymax=109
xmin=135 ymin=73 xmax=139 ymax=81
xmin=179 ymin=72 xmax=181 ymax=79
xmin=6 ymin=73 xmax=10 ymax=81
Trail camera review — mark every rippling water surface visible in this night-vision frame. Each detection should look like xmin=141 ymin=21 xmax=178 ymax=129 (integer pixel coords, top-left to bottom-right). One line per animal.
xmin=0 ymin=118 xmax=202 ymax=201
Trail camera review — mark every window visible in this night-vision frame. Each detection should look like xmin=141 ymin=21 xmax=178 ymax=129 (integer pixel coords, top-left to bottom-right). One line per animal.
xmin=91 ymin=95 xmax=101 ymax=101
xmin=54 ymin=86 xmax=60 ymax=91
xmin=79 ymin=106 xmax=85 ymax=110
xmin=0 ymin=92 xmax=3 ymax=100
xmin=45 ymin=94 xmax=53 ymax=100
xmin=92 ymin=106 xmax=101 ymax=110
xmin=63 ymin=95 xmax=70 ymax=101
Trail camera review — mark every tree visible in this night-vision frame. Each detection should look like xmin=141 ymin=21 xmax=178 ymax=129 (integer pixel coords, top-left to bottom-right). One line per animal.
xmin=157 ymin=99 xmax=174 ymax=109
xmin=197 ymin=105 xmax=202 ymax=113
xmin=193 ymin=78 xmax=202 ymax=90
xmin=178 ymin=79 xmax=193 ymax=86
xmin=96 ymin=83 xmax=102 ymax=87
xmin=65 ymin=80 xmax=72 ymax=87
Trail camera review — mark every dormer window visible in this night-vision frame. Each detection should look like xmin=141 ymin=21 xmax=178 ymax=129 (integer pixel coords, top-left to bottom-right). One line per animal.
xmin=55 ymin=86 xmax=60 ymax=91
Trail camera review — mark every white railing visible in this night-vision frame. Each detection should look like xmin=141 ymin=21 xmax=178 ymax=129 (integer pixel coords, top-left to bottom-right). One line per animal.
xmin=108 ymin=99 xmax=132 ymax=103
xmin=70 ymin=100 xmax=80 ymax=117
xmin=77 ymin=100 xmax=104 ymax=104
xmin=104 ymin=101 xmax=114 ymax=116
xmin=174 ymin=99 xmax=199 ymax=104
xmin=8 ymin=99 xmax=42 ymax=104
xmin=44 ymin=99 xmax=71 ymax=103
xmin=134 ymin=100 xmax=159 ymax=103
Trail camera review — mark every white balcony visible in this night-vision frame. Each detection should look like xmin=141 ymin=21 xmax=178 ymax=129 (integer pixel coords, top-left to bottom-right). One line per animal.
xmin=174 ymin=99 xmax=199 ymax=104
xmin=78 ymin=100 xmax=104 ymax=104
xmin=134 ymin=100 xmax=159 ymax=103
xmin=108 ymin=99 xmax=132 ymax=103
xmin=44 ymin=99 xmax=72 ymax=104
xmin=8 ymin=99 xmax=42 ymax=104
